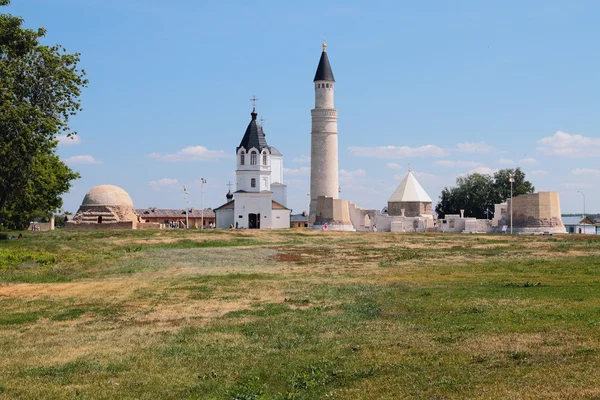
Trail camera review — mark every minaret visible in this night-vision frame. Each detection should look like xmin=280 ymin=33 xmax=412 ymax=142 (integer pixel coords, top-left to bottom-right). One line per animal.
xmin=309 ymin=41 xmax=338 ymax=223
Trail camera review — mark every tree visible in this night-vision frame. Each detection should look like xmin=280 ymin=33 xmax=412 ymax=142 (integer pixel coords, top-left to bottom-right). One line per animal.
xmin=0 ymin=1 xmax=86 ymax=229
xmin=492 ymin=168 xmax=535 ymax=201
xmin=435 ymin=168 xmax=535 ymax=219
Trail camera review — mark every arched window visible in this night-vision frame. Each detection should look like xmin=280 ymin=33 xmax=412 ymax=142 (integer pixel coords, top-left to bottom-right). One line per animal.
xmin=250 ymin=151 xmax=257 ymax=165
xmin=262 ymin=152 xmax=267 ymax=165
xmin=240 ymin=150 xmax=245 ymax=165
xmin=251 ymin=178 xmax=256 ymax=188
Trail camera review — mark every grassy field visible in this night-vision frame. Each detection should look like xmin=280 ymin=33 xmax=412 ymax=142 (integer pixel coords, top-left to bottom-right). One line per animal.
xmin=1 ymin=229 xmax=600 ymax=399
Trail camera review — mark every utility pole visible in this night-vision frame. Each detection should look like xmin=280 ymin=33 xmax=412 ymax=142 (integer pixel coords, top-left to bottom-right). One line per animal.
xmin=183 ymin=185 xmax=189 ymax=229
xmin=200 ymin=178 xmax=207 ymax=229
xmin=509 ymin=173 xmax=515 ymax=234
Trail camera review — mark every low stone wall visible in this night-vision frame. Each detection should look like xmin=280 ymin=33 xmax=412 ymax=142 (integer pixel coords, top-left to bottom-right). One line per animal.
xmin=387 ymin=201 xmax=432 ymax=217
xmin=138 ymin=222 xmax=161 ymax=229
xmin=65 ymin=221 xmax=136 ymax=230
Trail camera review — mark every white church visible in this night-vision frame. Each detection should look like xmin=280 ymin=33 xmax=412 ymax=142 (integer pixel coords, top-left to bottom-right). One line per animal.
xmin=214 ymin=108 xmax=291 ymax=229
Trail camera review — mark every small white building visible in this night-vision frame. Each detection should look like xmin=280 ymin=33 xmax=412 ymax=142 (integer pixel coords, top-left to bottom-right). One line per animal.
xmin=214 ymin=108 xmax=290 ymax=229
xmin=563 ymin=216 xmax=597 ymax=235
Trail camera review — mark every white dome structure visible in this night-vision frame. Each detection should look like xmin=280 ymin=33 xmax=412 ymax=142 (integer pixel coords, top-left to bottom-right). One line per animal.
xmin=66 ymin=184 xmax=139 ymax=229
xmin=82 ymin=185 xmax=134 ymax=207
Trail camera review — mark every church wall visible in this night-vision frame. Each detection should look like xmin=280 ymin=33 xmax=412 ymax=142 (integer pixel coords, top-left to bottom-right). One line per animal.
xmin=272 ymin=209 xmax=291 ymax=229
xmin=234 ymin=193 xmax=273 ymax=229
xmin=216 ymin=208 xmax=234 ymax=229
xmin=271 ymin=184 xmax=287 ymax=207
xmin=271 ymin=155 xmax=283 ymax=184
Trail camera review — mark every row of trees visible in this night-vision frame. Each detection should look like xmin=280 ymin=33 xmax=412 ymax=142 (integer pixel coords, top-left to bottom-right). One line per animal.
xmin=0 ymin=0 xmax=86 ymax=229
xmin=435 ymin=168 xmax=535 ymax=219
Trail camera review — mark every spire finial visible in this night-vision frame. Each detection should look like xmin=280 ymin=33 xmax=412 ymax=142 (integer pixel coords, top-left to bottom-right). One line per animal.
xmin=260 ymin=117 xmax=265 ymax=135
xmin=408 ymin=163 xmax=411 ymax=172
xmin=322 ymin=36 xmax=327 ymax=52
xmin=250 ymin=95 xmax=259 ymax=109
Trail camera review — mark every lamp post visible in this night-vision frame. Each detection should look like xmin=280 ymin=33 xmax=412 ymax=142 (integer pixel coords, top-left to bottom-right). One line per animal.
xmin=183 ymin=185 xmax=189 ymax=229
xmin=577 ymin=190 xmax=586 ymax=218
xmin=509 ymin=173 xmax=515 ymax=234
xmin=200 ymin=178 xmax=207 ymax=230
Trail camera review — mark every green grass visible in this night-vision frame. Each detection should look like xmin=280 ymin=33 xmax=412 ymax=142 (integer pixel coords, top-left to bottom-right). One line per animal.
xmin=1 ymin=229 xmax=600 ymax=399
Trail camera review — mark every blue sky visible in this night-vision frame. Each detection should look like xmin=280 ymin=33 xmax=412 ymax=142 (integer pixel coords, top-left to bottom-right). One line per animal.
xmin=7 ymin=0 xmax=600 ymax=215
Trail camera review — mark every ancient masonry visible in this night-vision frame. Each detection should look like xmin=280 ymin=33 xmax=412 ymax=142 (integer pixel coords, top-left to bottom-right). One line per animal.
xmin=502 ymin=192 xmax=566 ymax=234
xmin=309 ymin=43 xmax=354 ymax=231
xmin=66 ymin=185 xmax=145 ymax=230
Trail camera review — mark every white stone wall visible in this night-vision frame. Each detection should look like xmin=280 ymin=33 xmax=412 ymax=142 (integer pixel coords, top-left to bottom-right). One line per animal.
xmin=236 ymin=146 xmax=271 ymax=192
xmin=271 ymin=154 xmax=283 ymax=184
xmin=271 ymin=183 xmax=287 ymax=207
xmin=233 ymin=193 xmax=273 ymax=229
xmin=272 ymin=209 xmax=291 ymax=229
xmin=215 ymin=208 xmax=234 ymax=229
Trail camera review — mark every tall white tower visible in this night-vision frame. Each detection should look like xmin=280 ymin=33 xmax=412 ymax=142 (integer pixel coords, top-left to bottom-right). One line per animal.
xmin=309 ymin=42 xmax=338 ymax=223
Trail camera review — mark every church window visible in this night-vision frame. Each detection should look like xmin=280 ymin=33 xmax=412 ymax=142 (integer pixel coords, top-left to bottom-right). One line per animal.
xmin=251 ymin=178 xmax=256 ymax=188
xmin=326 ymin=83 xmax=329 ymax=88
xmin=240 ymin=151 xmax=245 ymax=165
xmin=262 ymin=152 xmax=267 ymax=165
xmin=250 ymin=151 xmax=257 ymax=165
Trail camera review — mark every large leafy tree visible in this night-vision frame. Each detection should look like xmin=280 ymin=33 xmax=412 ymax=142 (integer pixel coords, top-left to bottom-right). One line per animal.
xmin=435 ymin=168 xmax=535 ymax=219
xmin=0 ymin=0 xmax=86 ymax=229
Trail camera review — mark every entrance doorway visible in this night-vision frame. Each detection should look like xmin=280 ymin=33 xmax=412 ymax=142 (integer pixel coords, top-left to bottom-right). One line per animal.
xmin=248 ymin=213 xmax=260 ymax=229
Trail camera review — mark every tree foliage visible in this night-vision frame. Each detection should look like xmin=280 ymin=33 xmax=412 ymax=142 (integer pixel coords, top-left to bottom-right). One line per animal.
xmin=435 ymin=168 xmax=535 ymax=219
xmin=0 ymin=1 xmax=87 ymax=229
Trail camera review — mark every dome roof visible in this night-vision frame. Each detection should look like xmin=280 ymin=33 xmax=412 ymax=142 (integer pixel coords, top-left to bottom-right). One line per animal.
xmin=269 ymin=146 xmax=282 ymax=156
xmin=82 ymin=185 xmax=134 ymax=207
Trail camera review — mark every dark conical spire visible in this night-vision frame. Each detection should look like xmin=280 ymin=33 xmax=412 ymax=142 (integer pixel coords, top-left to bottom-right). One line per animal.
xmin=237 ymin=108 xmax=269 ymax=152
xmin=313 ymin=44 xmax=335 ymax=82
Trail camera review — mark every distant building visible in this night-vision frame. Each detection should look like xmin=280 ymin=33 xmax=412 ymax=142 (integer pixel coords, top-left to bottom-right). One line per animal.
xmin=562 ymin=216 xmax=597 ymax=234
xmin=290 ymin=212 xmax=309 ymax=228
xmin=136 ymin=208 xmax=215 ymax=228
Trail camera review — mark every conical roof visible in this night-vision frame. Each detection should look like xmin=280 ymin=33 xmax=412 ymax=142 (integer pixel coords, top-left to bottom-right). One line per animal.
xmin=388 ymin=171 xmax=432 ymax=203
xmin=237 ymin=109 xmax=269 ymax=152
xmin=313 ymin=50 xmax=335 ymax=82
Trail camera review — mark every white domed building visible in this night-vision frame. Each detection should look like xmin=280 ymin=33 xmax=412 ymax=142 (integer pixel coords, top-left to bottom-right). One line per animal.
xmin=66 ymin=185 xmax=140 ymax=229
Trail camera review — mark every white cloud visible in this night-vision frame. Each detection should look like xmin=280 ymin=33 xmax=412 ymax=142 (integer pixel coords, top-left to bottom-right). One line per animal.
xmin=56 ymin=134 xmax=82 ymax=146
xmin=572 ymin=168 xmax=600 ymax=177
xmin=339 ymin=169 xmax=367 ymax=181
xmin=283 ymin=167 xmax=310 ymax=176
xmin=560 ymin=182 xmax=597 ymax=190
xmin=292 ymin=155 xmax=311 ymax=163
xmin=348 ymin=144 xmax=447 ymax=159
xmin=456 ymin=142 xmax=494 ymax=153
xmin=386 ymin=163 xmax=403 ymax=170
xmin=65 ymin=155 xmax=101 ymax=164
xmin=519 ymin=157 xmax=537 ymax=165
xmin=497 ymin=158 xmax=515 ymax=165
xmin=434 ymin=160 xmax=481 ymax=168
xmin=468 ymin=167 xmax=496 ymax=175
xmin=529 ymin=170 xmax=549 ymax=176
xmin=149 ymin=178 xmax=179 ymax=190
xmin=148 ymin=146 xmax=230 ymax=162
xmin=537 ymin=131 xmax=600 ymax=157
